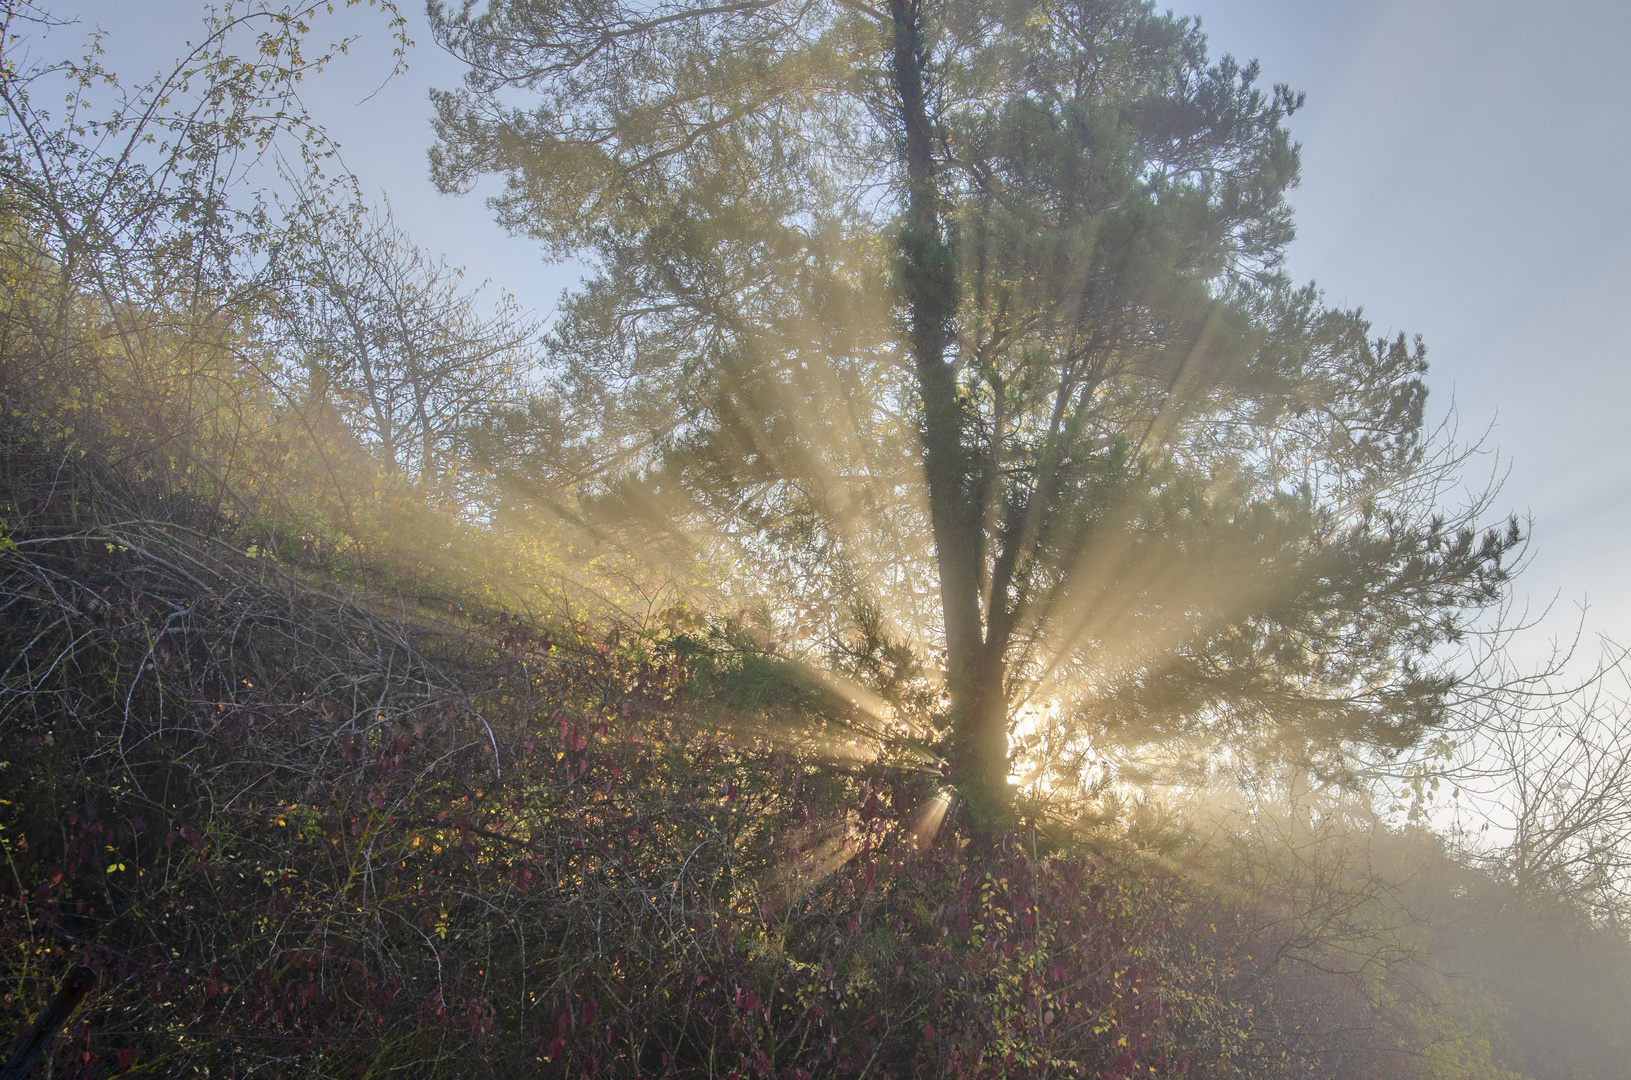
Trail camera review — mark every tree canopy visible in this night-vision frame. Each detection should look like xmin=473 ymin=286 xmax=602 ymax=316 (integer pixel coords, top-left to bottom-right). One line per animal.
xmin=428 ymin=0 xmax=1521 ymax=823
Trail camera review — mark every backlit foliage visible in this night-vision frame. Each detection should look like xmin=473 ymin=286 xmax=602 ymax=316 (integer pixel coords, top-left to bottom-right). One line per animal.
xmin=1 ymin=5 xmax=1628 ymax=1080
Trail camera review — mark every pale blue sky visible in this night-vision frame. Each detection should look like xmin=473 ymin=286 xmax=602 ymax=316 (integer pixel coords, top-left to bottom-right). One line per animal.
xmin=48 ymin=0 xmax=1631 ymax=666
xmin=1185 ymin=0 xmax=1631 ymax=669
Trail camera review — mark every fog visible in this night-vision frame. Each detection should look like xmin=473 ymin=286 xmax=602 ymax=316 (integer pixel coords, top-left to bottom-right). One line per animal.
xmin=3 ymin=2 xmax=1629 ymax=1077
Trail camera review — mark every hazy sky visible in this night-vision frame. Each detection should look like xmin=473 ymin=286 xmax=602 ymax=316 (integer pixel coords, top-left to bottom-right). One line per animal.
xmin=44 ymin=0 xmax=1631 ymax=667
xmin=1184 ymin=0 xmax=1631 ymax=671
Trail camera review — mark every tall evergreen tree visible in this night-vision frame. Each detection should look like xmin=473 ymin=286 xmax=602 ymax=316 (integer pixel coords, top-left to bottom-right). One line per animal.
xmin=428 ymin=0 xmax=1520 ymax=824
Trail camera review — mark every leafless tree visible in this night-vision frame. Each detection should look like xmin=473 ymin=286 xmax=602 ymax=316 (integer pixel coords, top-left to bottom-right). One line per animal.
xmin=272 ymin=200 xmax=542 ymax=507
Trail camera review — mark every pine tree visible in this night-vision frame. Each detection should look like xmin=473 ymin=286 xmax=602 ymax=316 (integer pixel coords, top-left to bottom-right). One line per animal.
xmin=428 ymin=0 xmax=1521 ymax=824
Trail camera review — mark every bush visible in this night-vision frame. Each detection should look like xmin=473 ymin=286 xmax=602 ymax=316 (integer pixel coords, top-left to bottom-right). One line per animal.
xmin=0 ymin=456 xmax=1515 ymax=1077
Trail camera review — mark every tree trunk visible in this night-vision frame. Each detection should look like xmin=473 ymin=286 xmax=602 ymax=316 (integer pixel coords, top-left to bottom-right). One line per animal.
xmin=954 ymin=643 xmax=1013 ymax=829
xmin=887 ymin=0 xmax=1011 ymax=828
